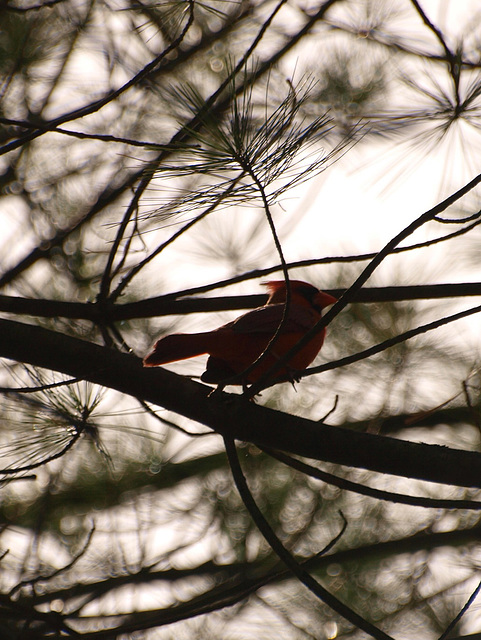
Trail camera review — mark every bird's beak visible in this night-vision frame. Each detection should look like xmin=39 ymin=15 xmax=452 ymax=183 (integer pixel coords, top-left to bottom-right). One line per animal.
xmin=315 ymin=291 xmax=338 ymax=309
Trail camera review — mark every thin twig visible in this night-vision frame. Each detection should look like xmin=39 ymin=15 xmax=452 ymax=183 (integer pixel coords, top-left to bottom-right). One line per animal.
xmin=438 ymin=579 xmax=481 ymax=640
xmin=0 ymin=377 xmax=80 ymax=394
xmin=9 ymin=525 xmax=96 ymax=598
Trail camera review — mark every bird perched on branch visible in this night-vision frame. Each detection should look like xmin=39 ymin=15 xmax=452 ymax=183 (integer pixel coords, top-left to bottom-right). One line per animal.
xmin=143 ymin=280 xmax=336 ymax=386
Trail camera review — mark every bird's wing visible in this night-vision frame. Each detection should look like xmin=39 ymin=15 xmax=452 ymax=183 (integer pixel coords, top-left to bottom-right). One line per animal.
xmin=227 ymin=303 xmax=317 ymax=334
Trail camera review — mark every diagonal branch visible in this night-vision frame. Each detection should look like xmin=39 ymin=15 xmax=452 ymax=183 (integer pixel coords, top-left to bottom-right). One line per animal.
xmin=0 ymin=0 xmax=196 ymax=156
xmin=2 ymin=318 xmax=481 ymax=488
xmin=305 ymin=301 xmax=481 ymax=378
xmin=246 ymin=171 xmax=481 ymax=396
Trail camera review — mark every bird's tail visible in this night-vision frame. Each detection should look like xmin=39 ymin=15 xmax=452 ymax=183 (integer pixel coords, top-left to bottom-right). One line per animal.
xmin=143 ymin=332 xmax=213 ymax=366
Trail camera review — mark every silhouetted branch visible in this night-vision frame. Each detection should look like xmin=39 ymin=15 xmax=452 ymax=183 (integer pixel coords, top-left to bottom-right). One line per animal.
xmin=2 ymin=318 xmax=481 ymax=488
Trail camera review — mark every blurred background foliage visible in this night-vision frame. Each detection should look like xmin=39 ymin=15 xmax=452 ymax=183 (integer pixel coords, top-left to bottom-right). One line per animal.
xmin=1 ymin=0 xmax=481 ymax=638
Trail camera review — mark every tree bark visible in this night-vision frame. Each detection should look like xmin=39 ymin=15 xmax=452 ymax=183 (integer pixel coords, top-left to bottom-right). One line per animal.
xmin=1 ymin=317 xmax=481 ymax=489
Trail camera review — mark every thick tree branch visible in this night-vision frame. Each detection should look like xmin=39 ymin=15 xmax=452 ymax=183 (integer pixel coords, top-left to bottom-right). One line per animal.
xmin=2 ymin=318 xmax=481 ymax=489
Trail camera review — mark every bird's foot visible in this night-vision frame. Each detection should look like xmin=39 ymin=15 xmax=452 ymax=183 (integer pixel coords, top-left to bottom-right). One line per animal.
xmin=284 ymin=367 xmax=302 ymax=389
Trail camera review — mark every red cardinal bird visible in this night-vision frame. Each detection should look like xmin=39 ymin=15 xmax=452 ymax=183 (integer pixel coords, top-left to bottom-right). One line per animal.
xmin=143 ymin=280 xmax=336 ymax=386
